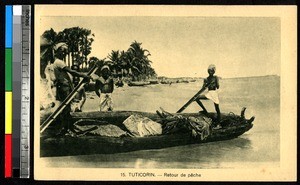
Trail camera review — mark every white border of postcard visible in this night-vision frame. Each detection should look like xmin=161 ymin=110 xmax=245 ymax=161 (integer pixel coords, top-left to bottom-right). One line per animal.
xmin=34 ymin=5 xmax=297 ymax=181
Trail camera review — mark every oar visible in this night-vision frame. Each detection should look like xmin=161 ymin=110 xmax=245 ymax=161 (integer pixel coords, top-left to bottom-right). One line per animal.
xmin=40 ymin=65 xmax=99 ymax=133
xmin=176 ymin=87 xmax=207 ymax=113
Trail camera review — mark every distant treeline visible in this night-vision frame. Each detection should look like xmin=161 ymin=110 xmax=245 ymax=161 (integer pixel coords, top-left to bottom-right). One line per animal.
xmin=40 ymin=27 xmax=157 ymax=81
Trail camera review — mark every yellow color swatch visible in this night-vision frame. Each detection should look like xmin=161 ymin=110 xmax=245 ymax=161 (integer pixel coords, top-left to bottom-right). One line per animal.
xmin=5 ymin=92 xmax=12 ymax=134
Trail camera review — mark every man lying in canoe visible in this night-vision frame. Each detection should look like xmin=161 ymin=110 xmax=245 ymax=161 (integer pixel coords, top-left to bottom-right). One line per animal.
xmin=195 ymin=64 xmax=222 ymax=128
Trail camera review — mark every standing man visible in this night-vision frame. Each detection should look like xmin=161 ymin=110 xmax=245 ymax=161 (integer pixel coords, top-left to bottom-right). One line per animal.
xmin=195 ymin=64 xmax=222 ymax=128
xmin=51 ymin=43 xmax=90 ymax=135
xmin=94 ymin=65 xmax=114 ymax=111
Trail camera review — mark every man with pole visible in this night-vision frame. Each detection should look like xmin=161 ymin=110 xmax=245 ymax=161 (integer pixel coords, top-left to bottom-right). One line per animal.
xmin=51 ymin=43 xmax=90 ymax=136
xmin=195 ymin=64 xmax=221 ymax=127
xmin=177 ymin=64 xmax=222 ymax=128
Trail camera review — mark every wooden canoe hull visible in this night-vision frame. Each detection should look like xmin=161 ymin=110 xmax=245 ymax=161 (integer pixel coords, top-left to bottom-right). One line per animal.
xmin=41 ymin=124 xmax=252 ymax=157
xmin=40 ymin=111 xmax=254 ymax=157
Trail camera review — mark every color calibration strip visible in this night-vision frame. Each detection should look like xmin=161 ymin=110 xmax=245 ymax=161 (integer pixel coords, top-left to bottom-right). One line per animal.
xmin=5 ymin=5 xmax=13 ymax=178
xmin=20 ymin=5 xmax=31 ymax=178
xmin=5 ymin=5 xmax=31 ymax=178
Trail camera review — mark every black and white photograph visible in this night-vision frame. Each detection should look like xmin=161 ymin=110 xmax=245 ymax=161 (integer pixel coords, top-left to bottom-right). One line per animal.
xmin=34 ymin=5 xmax=296 ymax=181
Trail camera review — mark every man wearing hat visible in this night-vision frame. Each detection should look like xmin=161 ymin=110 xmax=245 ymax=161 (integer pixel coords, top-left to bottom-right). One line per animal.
xmin=195 ymin=64 xmax=222 ymax=128
xmin=94 ymin=65 xmax=114 ymax=111
xmin=51 ymin=42 xmax=90 ymax=135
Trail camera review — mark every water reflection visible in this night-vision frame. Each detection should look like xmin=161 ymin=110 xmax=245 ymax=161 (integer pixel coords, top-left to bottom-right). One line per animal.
xmin=46 ymin=137 xmax=253 ymax=169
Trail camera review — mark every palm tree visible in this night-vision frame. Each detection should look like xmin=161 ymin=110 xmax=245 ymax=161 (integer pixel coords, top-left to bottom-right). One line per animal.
xmin=57 ymin=27 xmax=95 ymax=70
xmin=41 ymin=26 xmax=95 ymax=76
xmin=108 ymin=50 xmax=121 ymax=77
xmin=127 ymin=41 xmax=155 ymax=81
xmin=87 ymin=56 xmax=105 ymax=74
xmin=118 ymin=50 xmax=131 ymax=76
xmin=40 ymin=28 xmax=58 ymax=78
xmin=57 ymin=28 xmax=72 ymax=67
xmin=41 ymin=28 xmax=57 ymax=62
xmin=76 ymin=28 xmax=94 ymax=70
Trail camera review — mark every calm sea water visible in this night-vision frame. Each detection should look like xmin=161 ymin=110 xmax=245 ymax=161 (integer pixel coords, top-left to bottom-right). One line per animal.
xmin=44 ymin=76 xmax=280 ymax=169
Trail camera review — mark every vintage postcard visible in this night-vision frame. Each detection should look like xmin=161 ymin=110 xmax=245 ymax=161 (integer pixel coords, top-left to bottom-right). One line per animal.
xmin=34 ymin=5 xmax=297 ymax=181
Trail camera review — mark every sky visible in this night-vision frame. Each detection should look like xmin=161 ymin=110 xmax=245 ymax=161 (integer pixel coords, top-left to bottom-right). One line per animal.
xmin=40 ymin=16 xmax=280 ymax=78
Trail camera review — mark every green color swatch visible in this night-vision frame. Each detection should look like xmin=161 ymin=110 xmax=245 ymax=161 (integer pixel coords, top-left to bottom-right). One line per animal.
xmin=5 ymin=48 xmax=12 ymax=91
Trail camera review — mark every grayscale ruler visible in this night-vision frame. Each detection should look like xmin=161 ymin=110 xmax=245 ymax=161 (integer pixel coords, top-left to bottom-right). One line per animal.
xmin=12 ymin=5 xmax=22 ymax=177
xmin=20 ymin=5 xmax=31 ymax=178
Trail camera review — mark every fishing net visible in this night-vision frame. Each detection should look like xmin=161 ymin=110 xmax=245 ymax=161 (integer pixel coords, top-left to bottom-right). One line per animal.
xmin=73 ymin=119 xmax=128 ymax=137
xmin=219 ymin=112 xmax=246 ymax=127
xmin=156 ymin=109 xmax=212 ymax=140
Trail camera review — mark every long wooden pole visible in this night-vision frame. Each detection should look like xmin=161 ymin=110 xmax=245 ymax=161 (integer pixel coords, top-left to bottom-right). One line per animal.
xmin=40 ymin=65 xmax=98 ymax=133
xmin=176 ymin=87 xmax=207 ymax=113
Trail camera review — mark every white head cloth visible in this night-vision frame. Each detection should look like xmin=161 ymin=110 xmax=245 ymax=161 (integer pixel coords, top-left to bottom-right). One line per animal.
xmin=53 ymin=42 xmax=68 ymax=51
xmin=101 ymin=65 xmax=110 ymax=71
xmin=208 ymin=64 xmax=216 ymax=71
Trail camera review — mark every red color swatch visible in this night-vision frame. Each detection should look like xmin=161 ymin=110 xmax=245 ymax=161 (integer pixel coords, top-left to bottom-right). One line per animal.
xmin=5 ymin=134 xmax=12 ymax=178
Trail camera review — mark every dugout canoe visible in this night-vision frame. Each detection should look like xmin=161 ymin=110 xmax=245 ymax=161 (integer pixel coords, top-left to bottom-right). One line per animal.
xmin=40 ymin=109 xmax=254 ymax=157
xmin=149 ymin=80 xmax=159 ymax=84
xmin=128 ymin=81 xmax=150 ymax=86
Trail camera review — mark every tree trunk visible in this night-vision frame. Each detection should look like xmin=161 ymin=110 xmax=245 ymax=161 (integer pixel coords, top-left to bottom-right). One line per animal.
xmin=71 ymin=51 xmax=74 ymax=66
xmin=68 ymin=53 xmax=70 ymax=67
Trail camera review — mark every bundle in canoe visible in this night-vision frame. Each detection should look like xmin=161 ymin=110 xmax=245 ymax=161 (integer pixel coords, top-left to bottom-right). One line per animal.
xmin=40 ymin=108 xmax=254 ymax=157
